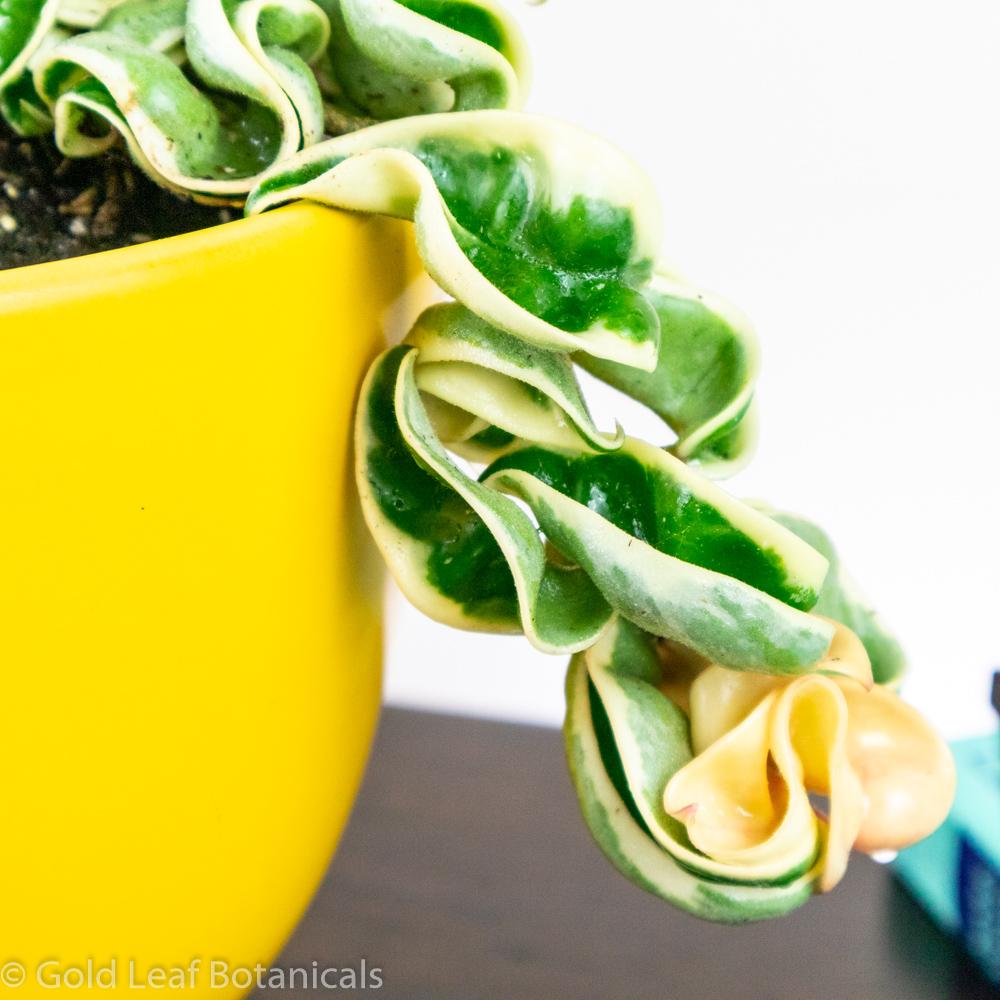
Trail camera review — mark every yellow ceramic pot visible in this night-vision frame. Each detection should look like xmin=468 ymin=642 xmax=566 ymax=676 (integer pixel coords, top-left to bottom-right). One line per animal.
xmin=0 ymin=206 xmax=422 ymax=997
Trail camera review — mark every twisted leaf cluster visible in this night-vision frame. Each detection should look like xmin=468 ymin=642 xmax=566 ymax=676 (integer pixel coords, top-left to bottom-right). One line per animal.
xmin=1 ymin=0 xmax=525 ymax=198
xmin=0 ymin=0 xmax=954 ymax=922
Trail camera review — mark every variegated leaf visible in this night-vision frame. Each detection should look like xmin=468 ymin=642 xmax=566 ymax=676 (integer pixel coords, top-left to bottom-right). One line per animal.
xmin=321 ymin=0 xmax=527 ymax=123
xmin=247 ymin=111 xmax=664 ymax=370
xmin=356 ymin=345 xmax=613 ymax=653
xmin=485 ymin=438 xmax=827 ymax=610
xmin=484 ymin=444 xmax=834 ymax=672
xmin=406 ymin=301 xmax=623 ymax=454
xmin=33 ymin=0 xmax=327 ymax=199
xmin=0 ymin=0 xmax=60 ymax=134
xmin=578 ymin=271 xmax=760 ymax=478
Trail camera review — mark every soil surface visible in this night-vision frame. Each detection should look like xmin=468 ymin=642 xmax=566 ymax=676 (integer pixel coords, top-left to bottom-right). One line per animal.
xmin=0 ymin=126 xmax=230 ymax=271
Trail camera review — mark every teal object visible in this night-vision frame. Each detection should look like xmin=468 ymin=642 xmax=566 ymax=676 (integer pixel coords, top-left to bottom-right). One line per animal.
xmin=894 ymin=734 xmax=1000 ymax=985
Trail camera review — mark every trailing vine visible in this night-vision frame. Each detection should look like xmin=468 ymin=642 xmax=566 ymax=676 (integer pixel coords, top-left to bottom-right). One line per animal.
xmin=0 ymin=0 xmax=955 ymax=922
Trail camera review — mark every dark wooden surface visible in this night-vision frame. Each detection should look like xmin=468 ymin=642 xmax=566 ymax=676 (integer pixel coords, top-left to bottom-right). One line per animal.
xmin=264 ymin=708 xmax=996 ymax=1000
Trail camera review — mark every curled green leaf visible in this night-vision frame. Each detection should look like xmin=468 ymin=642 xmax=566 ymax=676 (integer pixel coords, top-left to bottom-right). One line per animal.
xmin=406 ymin=301 xmax=623 ymax=454
xmin=321 ymin=0 xmax=528 ymax=123
xmin=0 ymin=0 xmax=58 ymax=92
xmin=480 ymin=427 xmax=831 ymax=672
xmin=247 ymin=111 xmax=664 ymax=370
xmin=484 ymin=437 xmax=826 ymax=611
xmin=356 ymin=344 xmax=614 ymax=653
xmin=0 ymin=0 xmax=60 ymax=134
xmin=33 ymin=0 xmax=327 ymax=198
xmin=578 ymin=272 xmax=760 ymax=477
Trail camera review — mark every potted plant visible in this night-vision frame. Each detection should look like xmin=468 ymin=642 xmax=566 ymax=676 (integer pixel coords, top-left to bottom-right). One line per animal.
xmin=1 ymin=0 xmax=956 ymax=994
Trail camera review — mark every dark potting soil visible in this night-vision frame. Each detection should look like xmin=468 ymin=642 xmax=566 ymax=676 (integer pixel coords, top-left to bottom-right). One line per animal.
xmin=0 ymin=126 xmax=231 ymax=271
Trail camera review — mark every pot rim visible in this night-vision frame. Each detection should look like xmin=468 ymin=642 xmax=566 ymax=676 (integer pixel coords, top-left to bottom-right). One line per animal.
xmin=0 ymin=202 xmax=327 ymax=313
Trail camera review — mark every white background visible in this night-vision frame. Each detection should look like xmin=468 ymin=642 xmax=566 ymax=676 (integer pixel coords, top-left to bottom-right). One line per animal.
xmin=385 ymin=0 xmax=1000 ymax=739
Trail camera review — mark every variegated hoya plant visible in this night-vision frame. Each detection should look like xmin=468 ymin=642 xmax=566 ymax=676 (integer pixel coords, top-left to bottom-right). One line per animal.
xmin=1 ymin=0 xmax=956 ymax=921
